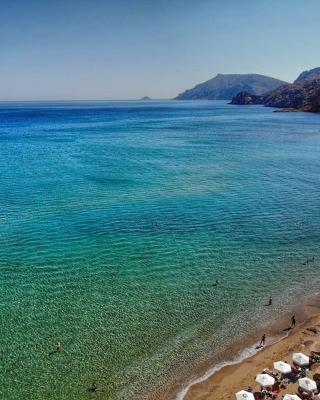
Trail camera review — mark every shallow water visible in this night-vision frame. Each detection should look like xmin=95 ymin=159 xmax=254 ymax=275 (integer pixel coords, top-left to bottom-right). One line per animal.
xmin=0 ymin=100 xmax=320 ymax=399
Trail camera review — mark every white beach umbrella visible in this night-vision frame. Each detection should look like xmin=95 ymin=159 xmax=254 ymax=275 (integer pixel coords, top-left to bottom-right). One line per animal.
xmin=255 ymin=373 xmax=275 ymax=387
xmin=298 ymin=377 xmax=317 ymax=392
xmin=283 ymin=395 xmax=302 ymax=400
xmin=292 ymin=353 xmax=309 ymax=366
xmin=235 ymin=390 xmax=255 ymax=400
xmin=273 ymin=361 xmax=292 ymax=374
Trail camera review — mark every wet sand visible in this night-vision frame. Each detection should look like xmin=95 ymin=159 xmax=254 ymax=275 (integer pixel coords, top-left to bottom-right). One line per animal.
xmin=180 ymin=295 xmax=320 ymax=400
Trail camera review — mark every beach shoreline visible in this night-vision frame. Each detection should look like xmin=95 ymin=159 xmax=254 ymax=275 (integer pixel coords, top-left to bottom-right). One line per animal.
xmin=173 ymin=293 xmax=320 ymax=400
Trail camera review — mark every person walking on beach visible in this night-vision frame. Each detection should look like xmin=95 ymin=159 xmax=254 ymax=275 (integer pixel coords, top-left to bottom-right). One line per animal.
xmin=259 ymin=334 xmax=266 ymax=347
xmin=290 ymin=315 xmax=296 ymax=328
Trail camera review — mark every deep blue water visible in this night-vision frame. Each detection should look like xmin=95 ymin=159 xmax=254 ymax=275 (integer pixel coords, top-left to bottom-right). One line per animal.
xmin=0 ymin=100 xmax=320 ymax=399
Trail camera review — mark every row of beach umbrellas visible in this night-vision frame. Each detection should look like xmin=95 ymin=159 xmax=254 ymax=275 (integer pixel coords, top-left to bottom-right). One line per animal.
xmin=236 ymin=392 xmax=303 ymax=400
xmin=236 ymin=352 xmax=317 ymax=400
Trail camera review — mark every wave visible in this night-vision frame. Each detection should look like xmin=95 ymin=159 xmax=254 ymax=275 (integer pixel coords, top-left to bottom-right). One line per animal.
xmin=175 ymin=332 xmax=290 ymax=400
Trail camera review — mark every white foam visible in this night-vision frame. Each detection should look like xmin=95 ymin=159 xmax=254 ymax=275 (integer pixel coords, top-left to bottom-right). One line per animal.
xmin=175 ymin=343 xmax=261 ymax=400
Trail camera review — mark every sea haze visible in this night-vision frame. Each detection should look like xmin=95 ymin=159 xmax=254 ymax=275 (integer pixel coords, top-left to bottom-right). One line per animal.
xmin=0 ymin=100 xmax=320 ymax=399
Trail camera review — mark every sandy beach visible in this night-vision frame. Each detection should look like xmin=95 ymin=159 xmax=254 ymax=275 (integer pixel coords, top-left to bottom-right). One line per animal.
xmin=181 ymin=295 xmax=320 ymax=400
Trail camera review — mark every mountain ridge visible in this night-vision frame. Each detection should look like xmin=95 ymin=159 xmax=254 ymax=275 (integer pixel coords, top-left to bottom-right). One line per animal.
xmin=294 ymin=67 xmax=320 ymax=83
xmin=175 ymin=73 xmax=288 ymax=100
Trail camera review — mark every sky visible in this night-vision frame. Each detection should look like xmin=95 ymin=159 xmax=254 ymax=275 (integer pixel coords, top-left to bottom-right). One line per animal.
xmin=0 ymin=0 xmax=319 ymax=100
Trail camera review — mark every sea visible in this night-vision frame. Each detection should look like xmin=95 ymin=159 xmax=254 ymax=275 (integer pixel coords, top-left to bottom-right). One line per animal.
xmin=0 ymin=100 xmax=320 ymax=399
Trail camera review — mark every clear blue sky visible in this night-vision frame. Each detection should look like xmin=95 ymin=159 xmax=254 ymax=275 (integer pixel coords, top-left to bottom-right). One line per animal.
xmin=1 ymin=0 xmax=319 ymax=100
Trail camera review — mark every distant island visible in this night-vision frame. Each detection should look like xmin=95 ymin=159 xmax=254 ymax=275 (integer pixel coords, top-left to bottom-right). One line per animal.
xmin=174 ymin=73 xmax=287 ymax=100
xmin=230 ymin=67 xmax=320 ymax=112
xmin=140 ymin=96 xmax=152 ymax=100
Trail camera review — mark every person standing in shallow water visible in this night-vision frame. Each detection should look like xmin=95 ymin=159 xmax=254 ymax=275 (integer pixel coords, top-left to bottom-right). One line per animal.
xmin=56 ymin=341 xmax=61 ymax=352
xmin=90 ymin=382 xmax=98 ymax=392
xmin=267 ymin=296 xmax=272 ymax=306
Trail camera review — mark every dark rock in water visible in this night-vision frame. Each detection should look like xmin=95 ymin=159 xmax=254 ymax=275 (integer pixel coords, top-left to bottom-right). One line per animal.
xmin=174 ymin=73 xmax=287 ymax=100
xmin=229 ymin=91 xmax=262 ymax=105
xmin=273 ymin=108 xmax=300 ymax=112
xmin=294 ymin=67 xmax=320 ymax=83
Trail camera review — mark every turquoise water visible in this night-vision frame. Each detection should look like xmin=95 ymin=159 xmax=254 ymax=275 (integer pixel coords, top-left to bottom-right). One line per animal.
xmin=0 ymin=100 xmax=320 ymax=399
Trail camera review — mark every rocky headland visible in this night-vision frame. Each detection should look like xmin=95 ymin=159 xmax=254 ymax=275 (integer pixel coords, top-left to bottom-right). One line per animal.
xmin=230 ymin=67 xmax=320 ymax=112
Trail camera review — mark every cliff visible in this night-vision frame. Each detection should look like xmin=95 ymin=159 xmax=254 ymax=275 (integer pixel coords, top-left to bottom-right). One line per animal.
xmin=230 ymin=71 xmax=320 ymax=112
